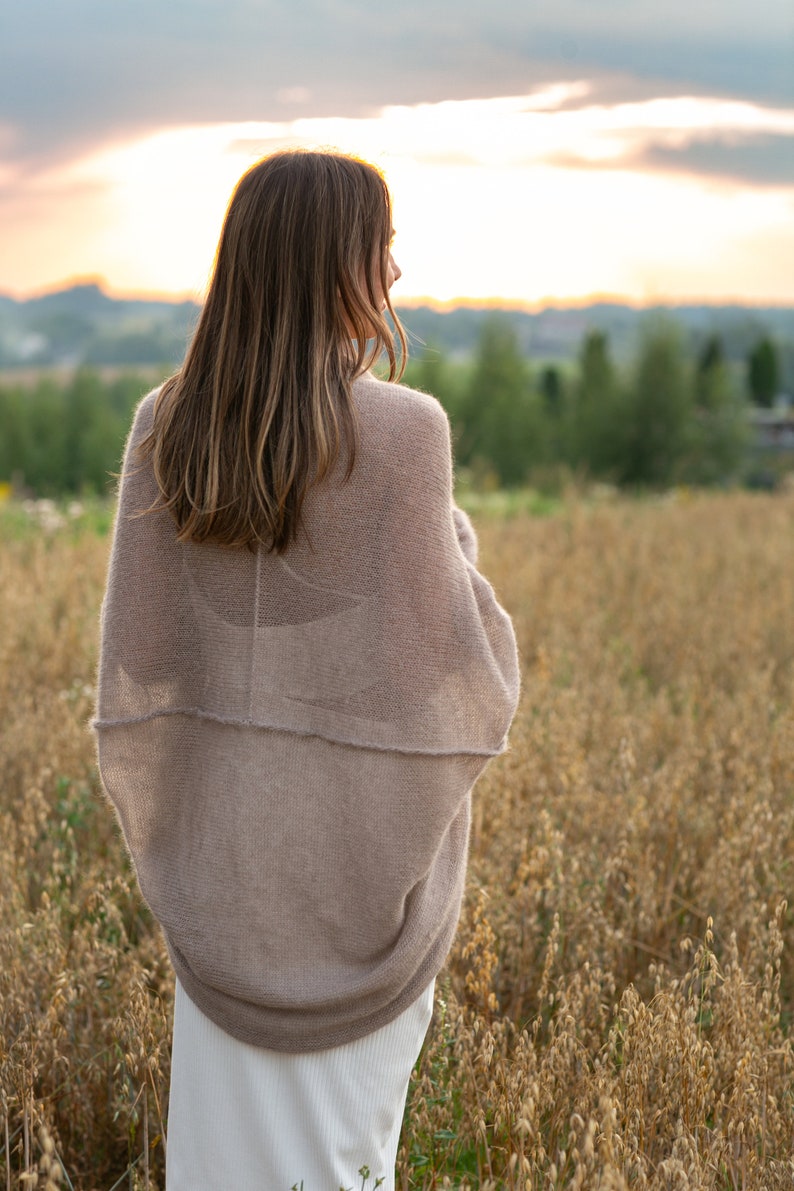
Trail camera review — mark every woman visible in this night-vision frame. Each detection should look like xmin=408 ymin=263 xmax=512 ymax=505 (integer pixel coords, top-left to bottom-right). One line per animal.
xmin=95 ymin=150 xmax=519 ymax=1191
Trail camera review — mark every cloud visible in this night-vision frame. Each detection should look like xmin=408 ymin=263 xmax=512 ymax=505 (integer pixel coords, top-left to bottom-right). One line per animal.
xmin=621 ymin=133 xmax=794 ymax=188
xmin=1 ymin=0 xmax=791 ymax=171
xmin=354 ymin=92 xmax=794 ymax=191
xmin=506 ymin=95 xmax=794 ymax=188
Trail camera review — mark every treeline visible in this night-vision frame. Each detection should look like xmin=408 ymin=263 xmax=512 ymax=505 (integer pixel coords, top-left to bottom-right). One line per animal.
xmin=0 ymin=320 xmax=786 ymax=496
xmin=0 ymin=371 xmax=150 ymax=495
xmin=404 ymin=319 xmax=782 ymax=489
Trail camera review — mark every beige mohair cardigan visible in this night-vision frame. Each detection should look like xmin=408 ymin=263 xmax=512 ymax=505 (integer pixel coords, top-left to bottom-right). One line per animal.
xmin=95 ymin=373 xmax=519 ymax=1051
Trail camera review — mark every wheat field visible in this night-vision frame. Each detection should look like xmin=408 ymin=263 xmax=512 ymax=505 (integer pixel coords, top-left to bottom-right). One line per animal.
xmin=1 ymin=489 xmax=793 ymax=1190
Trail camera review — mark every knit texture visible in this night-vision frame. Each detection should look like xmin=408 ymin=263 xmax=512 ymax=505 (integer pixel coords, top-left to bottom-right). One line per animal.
xmin=95 ymin=372 xmax=519 ymax=1050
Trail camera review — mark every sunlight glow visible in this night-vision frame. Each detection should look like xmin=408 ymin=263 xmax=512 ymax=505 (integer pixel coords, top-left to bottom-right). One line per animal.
xmin=2 ymin=88 xmax=793 ymax=304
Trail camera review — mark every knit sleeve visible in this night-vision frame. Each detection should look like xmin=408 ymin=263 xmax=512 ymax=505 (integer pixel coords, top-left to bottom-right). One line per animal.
xmin=366 ymin=392 xmax=519 ymax=756
xmin=96 ymin=392 xmax=201 ymax=720
xmin=452 ymin=506 xmax=479 ymax=565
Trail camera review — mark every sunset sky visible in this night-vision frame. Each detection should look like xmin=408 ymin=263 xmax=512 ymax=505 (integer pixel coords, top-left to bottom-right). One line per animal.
xmin=2 ymin=0 xmax=793 ymax=307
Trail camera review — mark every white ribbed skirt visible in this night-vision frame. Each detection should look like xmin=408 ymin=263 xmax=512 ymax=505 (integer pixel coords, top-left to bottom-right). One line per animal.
xmin=166 ymin=979 xmax=434 ymax=1191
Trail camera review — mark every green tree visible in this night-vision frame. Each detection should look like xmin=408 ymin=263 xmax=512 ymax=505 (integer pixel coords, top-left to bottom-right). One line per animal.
xmin=567 ymin=330 xmax=626 ymax=478
xmin=747 ymin=336 xmax=780 ymax=406
xmin=685 ymin=334 xmax=749 ymax=484
xmin=0 ymin=370 xmax=147 ymax=495
xmin=108 ymin=372 xmax=156 ymax=417
xmin=458 ymin=317 xmax=542 ymax=486
xmin=697 ymin=333 xmax=724 ymax=386
xmin=404 ymin=344 xmax=466 ymax=423
xmin=539 ymin=365 xmax=563 ymax=415
xmin=24 ymin=378 xmax=68 ymax=493
xmin=620 ymin=324 xmax=693 ymax=487
xmin=56 ymin=368 xmax=131 ymax=493
xmin=0 ymin=385 xmax=31 ymax=486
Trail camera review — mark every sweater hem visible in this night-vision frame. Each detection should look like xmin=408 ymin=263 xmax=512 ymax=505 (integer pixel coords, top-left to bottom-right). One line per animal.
xmin=168 ymin=936 xmax=448 ymax=1053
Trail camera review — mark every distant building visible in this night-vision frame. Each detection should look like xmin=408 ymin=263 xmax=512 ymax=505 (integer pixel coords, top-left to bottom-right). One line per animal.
xmin=750 ymin=403 xmax=794 ymax=451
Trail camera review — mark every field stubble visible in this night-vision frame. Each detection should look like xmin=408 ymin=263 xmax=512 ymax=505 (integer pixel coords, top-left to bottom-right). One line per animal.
xmin=1 ymin=490 xmax=793 ymax=1189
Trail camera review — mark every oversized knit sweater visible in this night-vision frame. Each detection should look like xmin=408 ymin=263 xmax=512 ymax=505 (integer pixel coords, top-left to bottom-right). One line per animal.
xmin=95 ymin=372 xmax=519 ymax=1051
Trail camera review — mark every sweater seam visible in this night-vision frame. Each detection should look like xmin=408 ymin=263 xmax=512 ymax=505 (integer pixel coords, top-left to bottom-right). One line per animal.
xmin=92 ymin=706 xmax=508 ymax=758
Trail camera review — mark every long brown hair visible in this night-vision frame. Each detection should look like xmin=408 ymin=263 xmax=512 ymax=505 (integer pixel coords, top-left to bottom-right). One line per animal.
xmin=138 ymin=150 xmax=407 ymax=551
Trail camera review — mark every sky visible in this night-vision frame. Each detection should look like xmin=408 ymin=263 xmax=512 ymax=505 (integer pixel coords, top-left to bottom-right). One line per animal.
xmin=1 ymin=0 xmax=793 ymax=307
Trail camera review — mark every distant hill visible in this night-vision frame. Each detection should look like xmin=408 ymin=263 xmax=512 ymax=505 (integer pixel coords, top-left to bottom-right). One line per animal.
xmin=1 ymin=283 xmax=792 ymax=383
xmin=0 ymin=283 xmax=201 ymax=370
xmin=399 ymin=302 xmax=794 ymax=371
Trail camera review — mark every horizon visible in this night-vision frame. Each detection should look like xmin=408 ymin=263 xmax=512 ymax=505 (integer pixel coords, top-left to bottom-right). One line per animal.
xmin=4 ymin=275 xmax=794 ymax=314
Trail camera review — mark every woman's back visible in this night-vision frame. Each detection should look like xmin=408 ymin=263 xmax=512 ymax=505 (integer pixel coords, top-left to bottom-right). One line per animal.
xmin=96 ymin=371 xmax=519 ymax=1050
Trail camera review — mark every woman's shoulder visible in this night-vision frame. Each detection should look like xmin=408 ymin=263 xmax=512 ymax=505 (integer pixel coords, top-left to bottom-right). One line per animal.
xmin=348 ymin=373 xmax=453 ymax=496
xmin=117 ymin=387 xmax=161 ymax=463
xmin=353 ymin=370 xmax=444 ymax=416
xmin=130 ymin=386 xmax=161 ymax=432
xmin=352 ymin=372 xmax=450 ymax=453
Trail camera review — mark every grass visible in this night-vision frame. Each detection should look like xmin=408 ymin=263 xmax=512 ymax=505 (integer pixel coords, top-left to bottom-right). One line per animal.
xmin=1 ymin=489 xmax=793 ymax=1188
xmin=0 ymin=495 xmax=114 ymax=540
